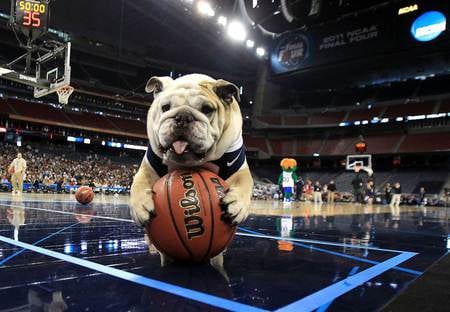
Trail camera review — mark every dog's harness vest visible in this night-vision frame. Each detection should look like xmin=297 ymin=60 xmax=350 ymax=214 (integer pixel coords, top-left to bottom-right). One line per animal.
xmin=146 ymin=138 xmax=246 ymax=180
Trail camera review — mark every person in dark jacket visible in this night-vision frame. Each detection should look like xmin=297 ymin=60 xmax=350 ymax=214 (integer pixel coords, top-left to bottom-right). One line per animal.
xmin=295 ymin=176 xmax=305 ymax=201
xmin=419 ymin=187 xmax=426 ymax=206
xmin=384 ymin=183 xmax=392 ymax=205
xmin=327 ymin=180 xmax=336 ymax=204
xmin=313 ymin=181 xmax=323 ymax=204
xmin=352 ymin=173 xmax=364 ymax=204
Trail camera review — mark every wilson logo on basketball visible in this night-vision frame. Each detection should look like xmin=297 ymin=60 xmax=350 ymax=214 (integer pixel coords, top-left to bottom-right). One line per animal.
xmin=210 ymin=177 xmax=226 ymax=199
xmin=180 ymin=173 xmax=205 ymax=239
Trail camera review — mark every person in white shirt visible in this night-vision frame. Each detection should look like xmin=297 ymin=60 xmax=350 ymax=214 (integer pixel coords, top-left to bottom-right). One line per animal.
xmin=9 ymin=153 xmax=27 ymax=194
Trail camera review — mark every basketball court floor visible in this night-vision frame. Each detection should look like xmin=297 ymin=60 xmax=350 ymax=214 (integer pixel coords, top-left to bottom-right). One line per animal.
xmin=0 ymin=193 xmax=448 ymax=311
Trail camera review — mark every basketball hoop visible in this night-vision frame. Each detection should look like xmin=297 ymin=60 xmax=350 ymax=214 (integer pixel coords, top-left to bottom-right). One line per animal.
xmin=56 ymin=85 xmax=74 ymax=104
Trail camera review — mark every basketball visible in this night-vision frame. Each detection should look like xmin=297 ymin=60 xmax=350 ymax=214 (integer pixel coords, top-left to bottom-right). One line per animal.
xmin=147 ymin=168 xmax=236 ymax=262
xmin=75 ymin=186 xmax=94 ymax=205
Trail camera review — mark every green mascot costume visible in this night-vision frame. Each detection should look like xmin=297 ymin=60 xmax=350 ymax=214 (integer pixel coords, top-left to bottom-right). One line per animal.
xmin=278 ymin=158 xmax=298 ymax=202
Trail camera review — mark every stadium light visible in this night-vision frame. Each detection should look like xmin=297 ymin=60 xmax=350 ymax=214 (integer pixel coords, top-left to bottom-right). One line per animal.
xmin=217 ymin=15 xmax=227 ymax=26
xmin=407 ymin=115 xmax=426 ymax=120
xmin=197 ymin=1 xmax=215 ymax=17
xmin=227 ymin=20 xmax=247 ymax=42
xmin=256 ymin=47 xmax=266 ymax=56
xmin=427 ymin=113 xmax=446 ymax=119
xmin=246 ymin=39 xmax=255 ymax=48
xmin=124 ymin=144 xmax=147 ymax=151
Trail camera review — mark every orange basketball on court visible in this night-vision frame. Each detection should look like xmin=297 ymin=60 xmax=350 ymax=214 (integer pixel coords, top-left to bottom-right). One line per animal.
xmin=147 ymin=168 xmax=236 ymax=262
xmin=75 ymin=186 xmax=94 ymax=205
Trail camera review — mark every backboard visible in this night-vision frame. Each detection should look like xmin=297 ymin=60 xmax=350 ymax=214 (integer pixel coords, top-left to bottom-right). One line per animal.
xmin=0 ymin=0 xmax=72 ymax=103
xmin=0 ymin=41 xmax=71 ymax=101
xmin=346 ymin=154 xmax=372 ymax=171
xmin=34 ymin=41 xmax=71 ymax=98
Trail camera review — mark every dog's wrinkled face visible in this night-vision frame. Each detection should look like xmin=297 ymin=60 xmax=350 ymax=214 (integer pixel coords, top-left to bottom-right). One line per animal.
xmin=155 ymin=88 xmax=218 ymax=165
xmin=146 ymin=74 xmax=241 ymax=167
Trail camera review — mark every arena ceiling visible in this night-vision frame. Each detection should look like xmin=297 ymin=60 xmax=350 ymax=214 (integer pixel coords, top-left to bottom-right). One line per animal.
xmin=0 ymin=0 xmax=449 ymax=94
xmin=0 ymin=0 xmax=401 ymax=80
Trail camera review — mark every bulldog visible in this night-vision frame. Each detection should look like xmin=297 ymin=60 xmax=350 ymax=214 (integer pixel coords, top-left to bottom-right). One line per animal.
xmin=130 ymin=74 xmax=253 ymax=231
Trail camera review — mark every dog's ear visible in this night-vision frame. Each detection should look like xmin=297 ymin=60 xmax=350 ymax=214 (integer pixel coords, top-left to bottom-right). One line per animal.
xmin=213 ymin=79 xmax=240 ymax=104
xmin=145 ymin=76 xmax=173 ymax=95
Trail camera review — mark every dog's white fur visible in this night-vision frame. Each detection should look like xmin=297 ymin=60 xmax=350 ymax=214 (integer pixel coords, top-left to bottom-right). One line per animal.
xmin=130 ymin=74 xmax=253 ymax=241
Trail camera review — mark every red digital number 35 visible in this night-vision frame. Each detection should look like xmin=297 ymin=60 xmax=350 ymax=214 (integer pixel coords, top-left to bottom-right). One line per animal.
xmin=23 ymin=11 xmax=41 ymax=27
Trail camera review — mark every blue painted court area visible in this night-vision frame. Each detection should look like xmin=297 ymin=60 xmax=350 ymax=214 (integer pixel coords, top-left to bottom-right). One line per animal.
xmin=0 ymin=197 xmax=448 ymax=311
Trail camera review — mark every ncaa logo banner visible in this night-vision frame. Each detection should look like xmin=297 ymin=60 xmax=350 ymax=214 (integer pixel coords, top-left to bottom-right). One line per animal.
xmin=271 ymin=34 xmax=309 ymax=74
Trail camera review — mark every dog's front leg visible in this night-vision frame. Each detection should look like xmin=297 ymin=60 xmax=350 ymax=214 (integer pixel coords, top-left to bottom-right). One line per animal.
xmin=130 ymin=159 xmax=160 ymax=226
xmin=222 ymin=163 xmax=253 ymax=224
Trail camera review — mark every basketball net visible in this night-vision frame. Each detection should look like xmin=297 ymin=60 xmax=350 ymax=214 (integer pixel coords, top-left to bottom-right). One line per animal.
xmin=56 ymin=85 xmax=74 ymax=104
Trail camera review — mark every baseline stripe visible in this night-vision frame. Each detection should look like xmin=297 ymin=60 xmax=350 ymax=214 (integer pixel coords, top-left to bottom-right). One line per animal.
xmin=316 ymin=266 xmax=360 ymax=312
xmin=0 ymin=235 xmax=267 ymax=312
xmin=0 ymin=223 xmax=79 ymax=265
xmin=275 ymin=252 xmax=416 ymax=312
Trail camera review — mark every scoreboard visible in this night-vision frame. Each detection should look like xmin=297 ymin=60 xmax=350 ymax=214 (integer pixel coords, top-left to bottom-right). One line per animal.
xmin=14 ymin=0 xmax=49 ymax=40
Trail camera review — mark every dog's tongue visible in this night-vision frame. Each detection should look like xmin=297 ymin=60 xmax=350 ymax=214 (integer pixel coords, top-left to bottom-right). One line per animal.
xmin=172 ymin=140 xmax=189 ymax=155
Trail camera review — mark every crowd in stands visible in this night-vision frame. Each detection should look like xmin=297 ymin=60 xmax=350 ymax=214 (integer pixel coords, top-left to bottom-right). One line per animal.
xmin=1 ymin=140 xmax=447 ymax=206
xmin=0 ymin=143 xmax=137 ymax=193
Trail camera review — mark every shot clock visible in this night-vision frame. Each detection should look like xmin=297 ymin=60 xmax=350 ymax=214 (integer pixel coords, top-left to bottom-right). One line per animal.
xmin=14 ymin=0 xmax=49 ymax=40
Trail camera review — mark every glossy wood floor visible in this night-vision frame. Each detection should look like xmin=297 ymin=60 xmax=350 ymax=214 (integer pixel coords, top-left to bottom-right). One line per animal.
xmin=0 ymin=193 xmax=448 ymax=311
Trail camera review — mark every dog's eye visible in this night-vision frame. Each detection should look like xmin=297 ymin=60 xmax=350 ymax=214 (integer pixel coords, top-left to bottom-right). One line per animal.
xmin=161 ymin=104 xmax=171 ymax=112
xmin=201 ymin=105 xmax=214 ymax=115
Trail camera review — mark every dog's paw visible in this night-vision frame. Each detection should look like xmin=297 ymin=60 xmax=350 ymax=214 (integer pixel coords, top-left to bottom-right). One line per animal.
xmin=221 ymin=187 xmax=249 ymax=224
xmin=130 ymin=188 xmax=155 ymax=226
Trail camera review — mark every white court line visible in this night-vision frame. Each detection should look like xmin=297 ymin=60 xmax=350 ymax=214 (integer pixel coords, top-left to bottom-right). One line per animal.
xmin=0 ymin=199 xmax=128 ymax=205
xmin=236 ymin=231 xmax=411 ymax=253
xmin=0 ymin=203 xmax=133 ymax=223
xmin=0 ymin=199 xmax=75 ymax=203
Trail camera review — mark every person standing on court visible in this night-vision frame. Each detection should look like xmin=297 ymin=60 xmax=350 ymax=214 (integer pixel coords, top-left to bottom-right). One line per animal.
xmin=384 ymin=183 xmax=392 ymax=205
xmin=418 ymin=186 xmax=426 ymax=207
xmin=9 ymin=153 xmax=27 ymax=194
xmin=390 ymin=182 xmax=402 ymax=208
xmin=351 ymin=171 xmax=364 ymax=204
xmin=295 ymin=176 xmax=305 ymax=201
xmin=327 ymin=180 xmax=336 ymax=204
xmin=313 ymin=181 xmax=323 ymax=205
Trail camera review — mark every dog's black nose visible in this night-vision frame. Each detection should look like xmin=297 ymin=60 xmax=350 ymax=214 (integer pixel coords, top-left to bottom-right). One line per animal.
xmin=175 ymin=113 xmax=194 ymax=127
